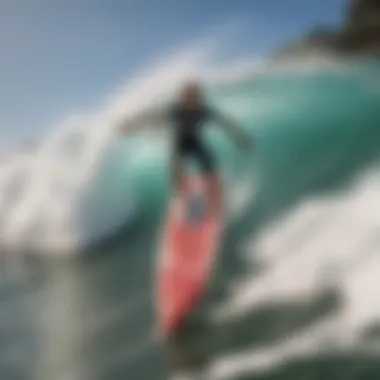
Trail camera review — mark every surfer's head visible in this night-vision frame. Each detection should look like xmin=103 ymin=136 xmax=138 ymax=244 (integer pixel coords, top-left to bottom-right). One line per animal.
xmin=180 ymin=80 xmax=203 ymax=108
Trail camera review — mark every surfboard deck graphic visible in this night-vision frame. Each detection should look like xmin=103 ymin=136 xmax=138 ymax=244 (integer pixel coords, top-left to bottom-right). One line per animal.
xmin=156 ymin=176 xmax=223 ymax=338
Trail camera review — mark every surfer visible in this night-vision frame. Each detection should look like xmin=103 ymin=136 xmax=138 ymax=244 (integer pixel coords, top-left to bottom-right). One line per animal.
xmin=120 ymin=81 xmax=252 ymax=213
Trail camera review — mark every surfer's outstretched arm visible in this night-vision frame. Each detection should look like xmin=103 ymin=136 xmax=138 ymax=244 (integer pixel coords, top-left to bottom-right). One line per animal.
xmin=212 ymin=110 xmax=253 ymax=150
xmin=119 ymin=107 xmax=168 ymax=134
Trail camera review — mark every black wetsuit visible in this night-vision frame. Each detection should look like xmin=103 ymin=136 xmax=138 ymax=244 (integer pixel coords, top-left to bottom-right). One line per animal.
xmin=168 ymin=104 xmax=217 ymax=173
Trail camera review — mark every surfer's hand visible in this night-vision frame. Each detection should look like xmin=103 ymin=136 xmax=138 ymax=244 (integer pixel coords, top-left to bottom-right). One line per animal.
xmin=119 ymin=119 xmax=136 ymax=134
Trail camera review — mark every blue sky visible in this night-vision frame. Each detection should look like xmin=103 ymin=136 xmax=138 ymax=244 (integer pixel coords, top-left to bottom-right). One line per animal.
xmin=0 ymin=0 xmax=347 ymax=145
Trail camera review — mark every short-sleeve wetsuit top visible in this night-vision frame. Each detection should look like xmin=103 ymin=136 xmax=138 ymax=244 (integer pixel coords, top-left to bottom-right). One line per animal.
xmin=167 ymin=103 xmax=217 ymax=172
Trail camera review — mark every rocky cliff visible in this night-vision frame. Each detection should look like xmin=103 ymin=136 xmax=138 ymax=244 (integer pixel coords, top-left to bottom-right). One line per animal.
xmin=273 ymin=0 xmax=380 ymax=58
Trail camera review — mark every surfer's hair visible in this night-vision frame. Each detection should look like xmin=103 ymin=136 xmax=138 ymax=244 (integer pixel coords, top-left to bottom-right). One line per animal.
xmin=180 ymin=80 xmax=203 ymax=97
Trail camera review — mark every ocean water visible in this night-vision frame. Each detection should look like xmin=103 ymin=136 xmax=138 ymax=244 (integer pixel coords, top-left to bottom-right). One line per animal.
xmin=0 ymin=57 xmax=380 ymax=380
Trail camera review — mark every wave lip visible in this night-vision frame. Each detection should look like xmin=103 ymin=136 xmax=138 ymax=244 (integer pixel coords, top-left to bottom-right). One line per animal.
xmin=0 ymin=127 xmax=137 ymax=256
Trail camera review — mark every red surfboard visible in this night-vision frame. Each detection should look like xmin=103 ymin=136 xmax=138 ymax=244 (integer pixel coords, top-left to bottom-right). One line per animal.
xmin=156 ymin=176 xmax=223 ymax=338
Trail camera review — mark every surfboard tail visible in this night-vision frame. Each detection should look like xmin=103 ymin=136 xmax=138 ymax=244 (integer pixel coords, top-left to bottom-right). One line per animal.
xmin=158 ymin=273 xmax=205 ymax=337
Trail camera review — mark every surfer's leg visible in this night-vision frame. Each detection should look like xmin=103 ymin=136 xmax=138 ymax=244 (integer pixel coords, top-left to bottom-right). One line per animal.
xmin=206 ymin=172 xmax=222 ymax=215
xmin=193 ymin=142 xmax=221 ymax=215
xmin=172 ymin=142 xmax=188 ymax=195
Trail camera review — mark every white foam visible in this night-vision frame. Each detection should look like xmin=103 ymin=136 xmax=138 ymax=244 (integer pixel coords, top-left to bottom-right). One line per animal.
xmin=209 ymin=167 xmax=380 ymax=378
